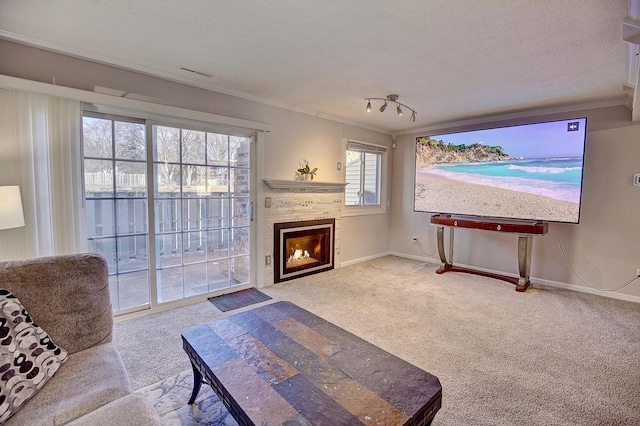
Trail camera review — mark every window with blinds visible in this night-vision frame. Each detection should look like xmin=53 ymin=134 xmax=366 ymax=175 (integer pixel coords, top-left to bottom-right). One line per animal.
xmin=344 ymin=139 xmax=388 ymax=215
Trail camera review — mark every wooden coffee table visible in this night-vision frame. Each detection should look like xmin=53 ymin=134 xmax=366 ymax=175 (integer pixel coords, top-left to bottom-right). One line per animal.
xmin=182 ymin=301 xmax=442 ymax=425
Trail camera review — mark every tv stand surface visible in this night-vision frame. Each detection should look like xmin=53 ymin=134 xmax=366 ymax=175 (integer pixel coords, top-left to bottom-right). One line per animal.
xmin=429 ymin=214 xmax=548 ymax=292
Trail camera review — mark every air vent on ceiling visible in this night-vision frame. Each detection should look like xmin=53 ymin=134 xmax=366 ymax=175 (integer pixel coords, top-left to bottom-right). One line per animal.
xmin=178 ymin=66 xmax=215 ymax=79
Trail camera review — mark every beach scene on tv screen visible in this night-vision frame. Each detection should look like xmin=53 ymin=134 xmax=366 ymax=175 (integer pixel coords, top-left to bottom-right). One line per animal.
xmin=414 ymin=118 xmax=586 ymax=223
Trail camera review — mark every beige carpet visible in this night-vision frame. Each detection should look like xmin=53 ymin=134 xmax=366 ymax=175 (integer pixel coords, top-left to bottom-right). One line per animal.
xmin=114 ymin=256 xmax=640 ymax=425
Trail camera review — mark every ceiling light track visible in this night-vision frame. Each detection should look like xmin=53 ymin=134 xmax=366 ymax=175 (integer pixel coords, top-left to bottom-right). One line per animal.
xmin=365 ymin=94 xmax=416 ymax=122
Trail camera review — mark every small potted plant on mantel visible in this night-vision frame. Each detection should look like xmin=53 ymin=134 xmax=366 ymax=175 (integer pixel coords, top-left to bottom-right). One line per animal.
xmin=296 ymin=159 xmax=318 ymax=181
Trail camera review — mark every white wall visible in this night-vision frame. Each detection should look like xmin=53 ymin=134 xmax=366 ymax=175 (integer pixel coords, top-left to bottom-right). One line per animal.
xmin=390 ymin=106 xmax=640 ymax=300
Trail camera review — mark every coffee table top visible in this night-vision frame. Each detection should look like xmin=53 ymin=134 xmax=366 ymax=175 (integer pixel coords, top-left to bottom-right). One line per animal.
xmin=182 ymin=301 xmax=442 ymax=425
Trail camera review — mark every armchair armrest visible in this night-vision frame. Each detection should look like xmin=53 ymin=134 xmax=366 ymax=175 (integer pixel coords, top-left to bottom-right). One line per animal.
xmin=0 ymin=253 xmax=113 ymax=354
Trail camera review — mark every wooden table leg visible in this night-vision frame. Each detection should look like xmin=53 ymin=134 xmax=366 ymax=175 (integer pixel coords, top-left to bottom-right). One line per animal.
xmin=188 ymin=361 xmax=203 ymax=404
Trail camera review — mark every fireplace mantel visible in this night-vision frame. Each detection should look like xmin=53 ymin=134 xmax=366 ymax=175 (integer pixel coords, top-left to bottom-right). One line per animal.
xmin=263 ymin=179 xmax=348 ymax=191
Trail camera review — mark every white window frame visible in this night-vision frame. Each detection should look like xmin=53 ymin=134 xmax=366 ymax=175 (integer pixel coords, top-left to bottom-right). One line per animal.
xmin=342 ymin=138 xmax=388 ymax=217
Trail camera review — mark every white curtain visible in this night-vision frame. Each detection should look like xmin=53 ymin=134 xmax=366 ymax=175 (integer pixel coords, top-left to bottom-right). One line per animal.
xmin=0 ymin=88 xmax=86 ymax=260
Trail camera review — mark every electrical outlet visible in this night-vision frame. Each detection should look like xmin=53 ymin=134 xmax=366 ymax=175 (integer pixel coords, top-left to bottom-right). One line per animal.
xmin=265 ymin=255 xmax=272 ymax=266
xmin=411 ymin=236 xmax=418 ymax=243
xmin=636 ymin=268 xmax=640 ymax=278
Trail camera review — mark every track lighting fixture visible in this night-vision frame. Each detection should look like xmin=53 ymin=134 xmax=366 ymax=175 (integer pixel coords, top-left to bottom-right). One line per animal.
xmin=365 ymin=94 xmax=416 ymax=123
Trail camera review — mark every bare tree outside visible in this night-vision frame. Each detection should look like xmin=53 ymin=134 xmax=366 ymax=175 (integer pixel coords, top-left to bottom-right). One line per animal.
xmin=115 ymin=121 xmax=145 ymax=161
xmin=181 ymin=129 xmax=206 ymax=189
xmin=207 ymin=133 xmax=229 ymax=166
xmin=155 ymin=126 xmax=180 ymax=190
xmin=83 ymin=116 xmax=112 ymax=161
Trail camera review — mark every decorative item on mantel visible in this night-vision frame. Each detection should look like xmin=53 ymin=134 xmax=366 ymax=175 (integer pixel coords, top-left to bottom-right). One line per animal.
xmin=295 ymin=159 xmax=317 ymax=181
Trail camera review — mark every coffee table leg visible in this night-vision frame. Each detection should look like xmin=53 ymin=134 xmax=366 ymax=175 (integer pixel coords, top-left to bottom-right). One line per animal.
xmin=188 ymin=362 xmax=203 ymax=404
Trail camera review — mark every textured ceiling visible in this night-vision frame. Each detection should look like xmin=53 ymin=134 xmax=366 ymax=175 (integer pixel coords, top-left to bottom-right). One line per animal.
xmin=0 ymin=0 xmax=632 ymax=132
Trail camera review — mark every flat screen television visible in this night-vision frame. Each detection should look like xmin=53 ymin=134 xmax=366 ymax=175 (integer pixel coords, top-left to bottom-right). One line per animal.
xmin=414 ymin=117 xmax=587 ymax=224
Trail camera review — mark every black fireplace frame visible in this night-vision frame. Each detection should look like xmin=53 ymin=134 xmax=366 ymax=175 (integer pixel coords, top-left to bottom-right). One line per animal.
xmin=273 ymin=218 xmax=335 ymax=283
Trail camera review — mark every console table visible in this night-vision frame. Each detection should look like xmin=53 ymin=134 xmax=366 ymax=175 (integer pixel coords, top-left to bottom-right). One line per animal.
xmin=430 ymin=214 xmax=548 ymax=291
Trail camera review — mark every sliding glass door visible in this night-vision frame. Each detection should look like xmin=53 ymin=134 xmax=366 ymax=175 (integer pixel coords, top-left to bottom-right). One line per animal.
xmin=152 ymin=124 xmax=252 ymax=303
xmin=82 ymin=112 xmax=254 ymax=315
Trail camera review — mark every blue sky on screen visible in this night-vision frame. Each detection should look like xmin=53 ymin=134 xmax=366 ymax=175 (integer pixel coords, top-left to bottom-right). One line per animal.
xmin=430 ymin=118 xmax=587 ymax=158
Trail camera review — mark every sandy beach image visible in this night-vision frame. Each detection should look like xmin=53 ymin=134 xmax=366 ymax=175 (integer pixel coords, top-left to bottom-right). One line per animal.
xmin=414 ymin=172 xmax=579 ymax=223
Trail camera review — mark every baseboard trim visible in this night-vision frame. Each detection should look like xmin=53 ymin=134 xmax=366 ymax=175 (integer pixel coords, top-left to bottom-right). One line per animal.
xmin=387 ymin=251 xmax=440 ymax=264
xmin=351 ymin=252 xmax=640 ymax=304
xmin=339 ymin=251 xmax=394 ymax=267
xmin=531 ymin=277 xmax=640 ymax=304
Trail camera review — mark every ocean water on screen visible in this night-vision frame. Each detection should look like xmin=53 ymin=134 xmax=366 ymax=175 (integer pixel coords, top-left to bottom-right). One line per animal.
xmin=426 ymin=157 xmax=583 ymax=203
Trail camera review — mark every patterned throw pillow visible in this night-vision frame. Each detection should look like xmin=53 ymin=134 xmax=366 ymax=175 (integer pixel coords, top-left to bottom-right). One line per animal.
xmin=0 ymin=289 xmax=68 ymax=423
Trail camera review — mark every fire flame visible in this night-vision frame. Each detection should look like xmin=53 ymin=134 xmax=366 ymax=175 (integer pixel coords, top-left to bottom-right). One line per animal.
xmin=289 ymin=249 xmax=310 ymax=262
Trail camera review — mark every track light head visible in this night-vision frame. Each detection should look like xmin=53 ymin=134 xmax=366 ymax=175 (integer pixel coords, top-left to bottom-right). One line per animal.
xmin=379 ymin=102 xmax=387 ymax=113
xmin=410 ymin=111 xmax=416 ymax=123
xmin=366 ymin=99 xmax=372 ymax=112
xmin=396 ymin=104 xmax=403 ymax=116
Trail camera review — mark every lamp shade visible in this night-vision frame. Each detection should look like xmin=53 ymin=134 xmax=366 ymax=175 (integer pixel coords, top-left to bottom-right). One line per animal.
xmin=0 ymin=186 xmax=25 ymax=230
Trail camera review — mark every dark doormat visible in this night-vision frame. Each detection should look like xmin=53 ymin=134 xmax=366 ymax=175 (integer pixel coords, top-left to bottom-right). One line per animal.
xmin=208 ymin=288 xmax=272 ymax=312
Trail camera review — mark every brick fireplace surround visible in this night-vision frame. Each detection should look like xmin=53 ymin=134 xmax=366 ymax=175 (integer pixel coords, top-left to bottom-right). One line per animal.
xmin=262 ymin=180 xmax=345 ymax=286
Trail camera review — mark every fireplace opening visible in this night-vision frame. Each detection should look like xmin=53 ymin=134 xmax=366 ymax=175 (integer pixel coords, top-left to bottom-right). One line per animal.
xmin=274 ymin=219 xmax=334 ymax=283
